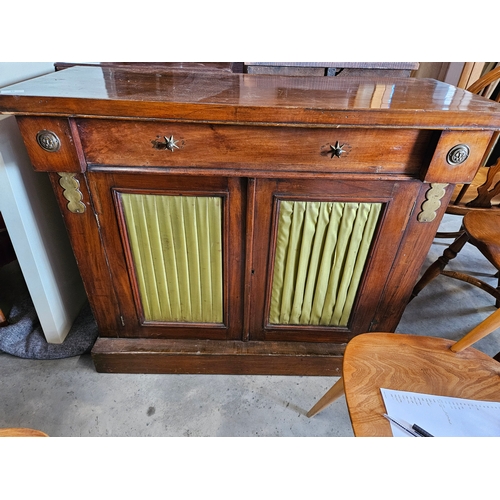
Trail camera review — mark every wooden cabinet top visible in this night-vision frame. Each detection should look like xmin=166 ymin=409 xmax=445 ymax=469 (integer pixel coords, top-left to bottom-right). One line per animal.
xmin=1 ymin=66 xmax=500 ymax=130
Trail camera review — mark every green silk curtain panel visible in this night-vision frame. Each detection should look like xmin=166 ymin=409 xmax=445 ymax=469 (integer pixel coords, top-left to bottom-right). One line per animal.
xmin=269 ymin=201 xmax=381 ymax=327
xmin=121 ymin=193 xmax=223 ymax=323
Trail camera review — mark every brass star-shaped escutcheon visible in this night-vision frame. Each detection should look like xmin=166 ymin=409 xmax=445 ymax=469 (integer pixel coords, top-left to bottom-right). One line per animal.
xmin=328 ymin=141 xmax=346 ymax=158
xmin=164 ymin=135 xmax=180 ymax=151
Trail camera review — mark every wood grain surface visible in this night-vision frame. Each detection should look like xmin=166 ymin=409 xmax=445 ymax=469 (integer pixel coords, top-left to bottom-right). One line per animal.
xmin=1 ymin=67 xmax=500 ymax=129
xmin=343 ymin=333 xmax=500 ymax=436
xmin=2 ymin=68 xmax=500 ymax=374
xmin=0 ymin=428 xmax=48 ymax=437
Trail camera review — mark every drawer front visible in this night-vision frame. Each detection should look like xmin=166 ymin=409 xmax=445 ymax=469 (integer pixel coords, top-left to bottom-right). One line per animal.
xmin=421 ymin=129 xmax=494 ymax=184
xmin=77 ymin=119 xmax=435 ymax=175
xmin=16 ymin=116 xmax=83 ymax=173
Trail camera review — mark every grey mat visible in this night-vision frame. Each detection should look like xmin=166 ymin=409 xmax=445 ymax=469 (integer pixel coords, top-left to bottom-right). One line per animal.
xmin=0 ymin=261 xmax=98 ymax=359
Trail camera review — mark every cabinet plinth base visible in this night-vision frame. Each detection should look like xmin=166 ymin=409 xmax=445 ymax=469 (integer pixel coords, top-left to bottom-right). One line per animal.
xmin=91 ymin=338 xmax=345 ymax=375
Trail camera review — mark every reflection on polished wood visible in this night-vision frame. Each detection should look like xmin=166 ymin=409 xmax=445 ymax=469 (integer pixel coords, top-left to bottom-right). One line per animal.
xmin=2 ymin=67 xmax=500 ymax=128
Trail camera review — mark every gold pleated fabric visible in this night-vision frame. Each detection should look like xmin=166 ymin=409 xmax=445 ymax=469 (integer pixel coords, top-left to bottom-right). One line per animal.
xmin=269 ymin=201 xmax=382 ymax=327
xmin=120 ymin=193 xmax=223 ymax=323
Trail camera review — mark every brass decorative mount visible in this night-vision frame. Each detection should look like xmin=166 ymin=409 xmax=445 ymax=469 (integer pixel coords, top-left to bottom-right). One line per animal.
xmin=36 ymin=130 xmax=61 ymax=152
xmin=417 ymin=183 xmax=449 ymax=222
xmin=328 ymin=141 xmax=347 ymax=158
xmin=152 ymin=135 xmax=180 ymax=151
xmin=447 ymin=144 xmax=470 ymax=166
xmin=57 ymin=173 xmax=86 ymax=214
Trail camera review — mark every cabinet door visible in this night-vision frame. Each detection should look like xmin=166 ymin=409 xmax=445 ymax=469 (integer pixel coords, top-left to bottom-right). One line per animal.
xmin=87 ymin=172 xmax=245 ymax=340
xmin=249 ymin=177 xmax=421 ymax=343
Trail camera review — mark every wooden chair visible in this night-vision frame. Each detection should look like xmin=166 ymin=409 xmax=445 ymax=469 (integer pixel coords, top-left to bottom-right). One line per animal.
xmin=410 ymin=66 xmax=500 ymax=305
xmin=0 ymin=428 xmax=48 ymax=437
xmin=411 ymin=205 xmax=500 ymax=307
xmin=306 ymin=306 xmax=500 ymax=436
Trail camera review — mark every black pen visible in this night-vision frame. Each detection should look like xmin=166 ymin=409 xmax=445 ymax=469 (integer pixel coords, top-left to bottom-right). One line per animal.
xmin=383 ymin=413 xmax=434 ymax=437
xmin=412 ymin=423 xmax=433 ymax=437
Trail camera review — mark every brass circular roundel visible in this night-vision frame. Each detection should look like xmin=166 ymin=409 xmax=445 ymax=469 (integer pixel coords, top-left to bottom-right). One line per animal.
xmin=36 ymin=130 xmax=61 ymax=152
xmin=446 ymin=144 xmax=470 ymax=166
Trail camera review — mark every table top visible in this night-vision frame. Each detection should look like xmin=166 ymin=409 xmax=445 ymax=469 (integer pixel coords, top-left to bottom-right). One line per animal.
xmin=1 ymin=67 xmax=500 ymax=130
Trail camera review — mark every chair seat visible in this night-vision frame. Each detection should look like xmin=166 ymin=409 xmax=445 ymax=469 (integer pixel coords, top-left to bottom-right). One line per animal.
xmin=343 ymin=332 xmax=500 ymax=437
xmin=0 ymin=428 xmax=48 ymax=437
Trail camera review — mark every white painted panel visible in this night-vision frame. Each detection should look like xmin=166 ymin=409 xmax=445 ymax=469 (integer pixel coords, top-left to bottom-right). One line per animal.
xmin=0 ymin=62 xmax=55 ymax=88
xmin=0 ymin=115 xmax=86 ymax=343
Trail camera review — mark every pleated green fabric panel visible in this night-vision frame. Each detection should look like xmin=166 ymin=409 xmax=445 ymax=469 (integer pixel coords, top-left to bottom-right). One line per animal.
xmin=121 ymin=193 xmax=223 ymax=323
xmin=269 ymin=201 xmax=381 ymax=327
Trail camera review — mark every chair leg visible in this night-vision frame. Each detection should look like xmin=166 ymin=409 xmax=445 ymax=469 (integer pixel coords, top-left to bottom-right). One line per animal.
xmin=497 ymin=272 xmax=500 ymax=308
xmin=435 ymin=231 xmax=463 ymax=239
xmin=306 ymin=377 xmax=345 ymax=418
xmin=451 ymin=306 xmax=500 ymax=353
xmin=440 ymin=270 xmax=500 ymax=305
xmin=410 ymin=231 xmax=469 ymax=301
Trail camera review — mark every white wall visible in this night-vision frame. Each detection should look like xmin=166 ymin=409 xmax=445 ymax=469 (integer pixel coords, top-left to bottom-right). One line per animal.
xmin=0 ymin=61 xmax=87 ymax=343
xmin=444 ymin=63 xmax=465 ymax=87
xmin=0 ymin=116 xmax=87 ymax=343
xmin=0 ymin=62 xmax=55 ymax=88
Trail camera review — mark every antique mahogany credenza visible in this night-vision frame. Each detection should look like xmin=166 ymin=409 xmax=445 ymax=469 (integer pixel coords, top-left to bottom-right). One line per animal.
xmin=1 ymin=66 xmax=500 ymax=375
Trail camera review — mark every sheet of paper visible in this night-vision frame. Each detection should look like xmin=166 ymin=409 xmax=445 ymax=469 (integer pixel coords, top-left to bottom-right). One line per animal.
xmin=381 ymin=388 xmax=500 ymax=437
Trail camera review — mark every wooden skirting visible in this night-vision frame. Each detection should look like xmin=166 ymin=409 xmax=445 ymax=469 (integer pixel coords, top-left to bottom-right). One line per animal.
xmin=91 ymin=338 xmax=345 ymax=376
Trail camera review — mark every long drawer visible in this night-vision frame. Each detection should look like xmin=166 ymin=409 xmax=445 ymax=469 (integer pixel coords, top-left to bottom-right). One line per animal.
xmin=76 ymin=119 xmax=435 ymax=175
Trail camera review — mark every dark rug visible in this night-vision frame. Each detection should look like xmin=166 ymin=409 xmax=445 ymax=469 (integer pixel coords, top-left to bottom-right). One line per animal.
xmin=0 ymin=261 xmax=98 ymax=359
